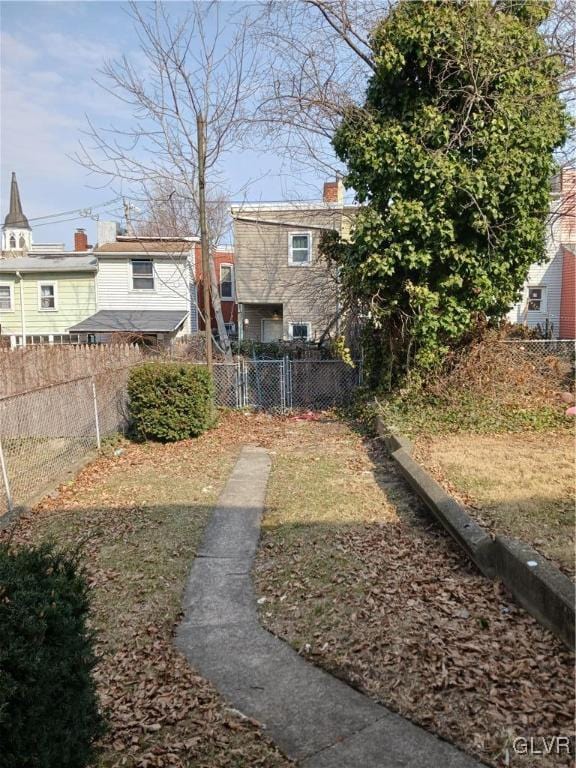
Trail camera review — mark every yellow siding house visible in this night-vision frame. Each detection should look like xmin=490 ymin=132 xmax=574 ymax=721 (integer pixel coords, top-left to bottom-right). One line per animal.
xmin=0 ymin=255 xmax=97 ymax=346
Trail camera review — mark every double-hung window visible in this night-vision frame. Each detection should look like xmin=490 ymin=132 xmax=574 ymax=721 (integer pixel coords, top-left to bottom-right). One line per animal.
xmin=527 ymin=286 xmax=547 ymax=312
xmin=38 ymin=282 xmax=57 ymax=311
xmin=132 ymin=259 xmax=155 ymax=290
xmin=220 ymin=264 xmax=234 ymax=300
xmin=0 ymin=284 xmax=13 ymax=311
xmin=289 ymin=232 xmax=311 ymax=266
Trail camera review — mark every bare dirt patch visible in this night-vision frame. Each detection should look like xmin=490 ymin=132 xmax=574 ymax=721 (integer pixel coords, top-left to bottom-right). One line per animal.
xmin=254 ymin=418 xmax=575 ymax=768
xmin=414 ymin=431 xmax=575 ymax=577
xmin=3 ymin=412 xmax=292 ymax=768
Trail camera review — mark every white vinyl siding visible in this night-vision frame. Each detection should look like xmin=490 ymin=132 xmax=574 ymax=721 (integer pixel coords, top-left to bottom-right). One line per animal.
xmin=95 ymin=256 xmax=191 ymax=333
xmin=508 ymin=203 xmax=563 ymax=336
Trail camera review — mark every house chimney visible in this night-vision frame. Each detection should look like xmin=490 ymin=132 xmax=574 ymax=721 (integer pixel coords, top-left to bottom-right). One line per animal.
xmin=323 ymin=177 xmax=344 ymax=204
xmin=74 ymin=228 xmax=89 ymax=251
xmin=97 ymin=220 xmax=119 ymax=246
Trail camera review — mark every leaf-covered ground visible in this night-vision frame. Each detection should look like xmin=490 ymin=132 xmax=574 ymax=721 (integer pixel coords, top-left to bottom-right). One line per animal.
xmin=253 ymin=417 xmax=575 ymax=768
xmin=2 ymin=414 xmax=292 ymax=768
xmin=4 ymin=411 xmax=573 ymax=767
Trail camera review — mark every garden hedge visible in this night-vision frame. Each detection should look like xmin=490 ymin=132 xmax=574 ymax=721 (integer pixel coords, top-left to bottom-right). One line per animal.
xmin=0 ymin=542 xmax=104 ymax=768
xmin=127 ymin=361 xmax=214 ymax=442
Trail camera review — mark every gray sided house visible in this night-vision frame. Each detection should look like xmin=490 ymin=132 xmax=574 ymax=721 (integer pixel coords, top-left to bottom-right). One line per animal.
xmin=231 ymin=180 xmax=355 ymax=343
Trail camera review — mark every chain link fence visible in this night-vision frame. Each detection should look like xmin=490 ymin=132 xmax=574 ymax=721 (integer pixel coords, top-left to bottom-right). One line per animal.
xmin=0 ymin=359 xmax=361 ymax=519
xmin=496 ymin=339 xmax=575 ymax=362
xmin=0 ymin=369 xmax=131 ymax=518
xmin=211 ymin=359 xmax=362 ymax=412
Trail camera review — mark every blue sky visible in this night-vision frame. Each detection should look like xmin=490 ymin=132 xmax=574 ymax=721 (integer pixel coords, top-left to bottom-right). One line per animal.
xmin=0 ymin=1 xmax=332 ymax=248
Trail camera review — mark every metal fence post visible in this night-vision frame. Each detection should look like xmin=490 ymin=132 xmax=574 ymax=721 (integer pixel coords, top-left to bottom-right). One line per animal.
xmin=0 ymin=436 xmax=13 ymax=513
xmin=280 ymin=358 xmax=286 ymax=413
xmin=92 ymin=380 xmax=101 ymax=450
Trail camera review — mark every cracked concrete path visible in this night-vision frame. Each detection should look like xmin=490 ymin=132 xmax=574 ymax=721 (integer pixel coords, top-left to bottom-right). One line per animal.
xmin=175 ymin=446 xmax=484 ymax=767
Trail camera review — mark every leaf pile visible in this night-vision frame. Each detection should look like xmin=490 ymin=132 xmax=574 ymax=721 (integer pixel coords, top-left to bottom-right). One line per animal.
xmin=254 ymin=421 xmax=575 ymax=768
xmin=2 ymin=412 xmax=293 ymax=768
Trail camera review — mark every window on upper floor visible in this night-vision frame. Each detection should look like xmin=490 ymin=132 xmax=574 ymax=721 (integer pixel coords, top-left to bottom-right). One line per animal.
xmin=527 ymin=286 xmax=547 ymax=313
xmin=38 ymin=282 xmax=57 ymax=311
xmin=289 ymin=232 xmax=312 ymax=266
xmin=132 ymin=259 xmax=155 ymax=290
xmin=220 ymin=263 xmax=234 ymax=300
xmin=0 ymin=285 xmax=13 ymax=311
xmin=18 ymin=235 xmax=26 ymax=249
xmin=9 ymin=234 xmax=16 ymax=248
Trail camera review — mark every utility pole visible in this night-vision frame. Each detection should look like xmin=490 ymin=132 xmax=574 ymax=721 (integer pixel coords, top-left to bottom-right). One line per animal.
xmin=197 ymin=112 xmax=213 ymax=373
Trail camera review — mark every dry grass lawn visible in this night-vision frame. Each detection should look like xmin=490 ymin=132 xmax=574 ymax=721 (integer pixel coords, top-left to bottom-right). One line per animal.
xmin=2 ymin=415 xmax=291 ymax=768
xmin=414 ymin=431 xmax=575 ymax=576
xmin=254 ymin=417 xmax=574 ymax=768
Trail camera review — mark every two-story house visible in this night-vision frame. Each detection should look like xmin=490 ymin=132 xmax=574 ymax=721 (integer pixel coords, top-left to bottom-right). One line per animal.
xmin=1 ymin=174 xmax=98 ymax=347
xmin=68 ymin=222 xmax=198 ymax=345
xmin=231 ymin=180 xmax=355 ymax=343
xmin=508 ymin=169 xmax=575 ymax=338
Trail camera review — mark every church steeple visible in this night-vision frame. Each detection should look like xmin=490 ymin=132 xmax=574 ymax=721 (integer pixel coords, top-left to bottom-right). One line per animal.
xmin=2 ymin=172 xmax=32 ymax=254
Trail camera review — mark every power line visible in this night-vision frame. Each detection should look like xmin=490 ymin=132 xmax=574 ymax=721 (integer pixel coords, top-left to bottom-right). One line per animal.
xmin=27 ymin=197 xmax=122 ymax=223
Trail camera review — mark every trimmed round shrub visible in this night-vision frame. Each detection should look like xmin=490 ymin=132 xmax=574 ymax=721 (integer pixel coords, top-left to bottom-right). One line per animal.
xmin=0 ymin=542 xmax=104 ymax=768
xmin=127 ymin=361 xmax=214 ymax=442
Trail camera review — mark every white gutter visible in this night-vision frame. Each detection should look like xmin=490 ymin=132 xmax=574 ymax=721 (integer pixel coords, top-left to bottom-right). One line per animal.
xmin=15 ymin=271 xmax=25 ymax=347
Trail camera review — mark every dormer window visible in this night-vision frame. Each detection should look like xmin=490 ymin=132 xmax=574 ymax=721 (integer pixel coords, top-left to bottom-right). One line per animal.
xmin=9 ymin=233 xmax=16 ymax=248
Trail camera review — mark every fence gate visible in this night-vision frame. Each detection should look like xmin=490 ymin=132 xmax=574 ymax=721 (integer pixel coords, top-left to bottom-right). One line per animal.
xmin=213 ymin=359 xmax=361 ymax=412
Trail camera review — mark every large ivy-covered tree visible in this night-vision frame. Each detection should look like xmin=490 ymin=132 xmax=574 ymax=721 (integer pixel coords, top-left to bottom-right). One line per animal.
xmin=323 ymin=0 xmax=569 ymax=385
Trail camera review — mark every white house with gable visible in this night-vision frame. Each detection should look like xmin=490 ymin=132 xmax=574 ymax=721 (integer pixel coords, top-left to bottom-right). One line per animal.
xmin=68 ymin=222 xmax=198 ymax=345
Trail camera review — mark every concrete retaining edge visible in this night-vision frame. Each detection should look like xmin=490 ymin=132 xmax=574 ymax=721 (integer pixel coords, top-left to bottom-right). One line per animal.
xmin=374 ymin=415 xmax=575 ymax=650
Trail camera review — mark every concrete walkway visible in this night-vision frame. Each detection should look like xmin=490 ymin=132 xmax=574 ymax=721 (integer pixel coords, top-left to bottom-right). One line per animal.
xmin=176 ymin=447 xmax=485 ymax=767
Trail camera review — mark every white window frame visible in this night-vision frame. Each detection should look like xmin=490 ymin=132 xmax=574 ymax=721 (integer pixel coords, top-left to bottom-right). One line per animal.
xmin=220 ymin=263 xmax=234 ymax=301
xmin=289 ymin=321 xmax=312 ymax=341
xmin=38 ymin=281 xmax=58 ymax=312
xmin=0 ymin=282 xmax=14 ymax=312
xmin=527 ymin=285 xmax=547 ymax=313
xmin=288 ymin=232 xmax=312 ymax=266
xmin=131 ymin=259 xmax=155 ymax=291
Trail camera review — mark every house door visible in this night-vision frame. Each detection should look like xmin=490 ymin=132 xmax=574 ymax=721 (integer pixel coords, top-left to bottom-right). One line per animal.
xmin=262 ymin=318 xmax=283 ymax=342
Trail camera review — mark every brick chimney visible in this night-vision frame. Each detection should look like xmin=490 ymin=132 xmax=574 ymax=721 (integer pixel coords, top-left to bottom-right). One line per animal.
xmin=323 ymin=177 xmax=344 ymax=204
xmin=74 ymin=228 xmax=89 ymax=251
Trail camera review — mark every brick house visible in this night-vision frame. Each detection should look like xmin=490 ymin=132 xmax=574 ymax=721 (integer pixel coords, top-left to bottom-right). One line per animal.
xmin=193 ymin=244 xmax=237 ymax=338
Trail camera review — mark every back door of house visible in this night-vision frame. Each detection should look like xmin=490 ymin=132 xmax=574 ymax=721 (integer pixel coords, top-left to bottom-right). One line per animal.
xmin=262 ymin=318 xmax=283 ymax=342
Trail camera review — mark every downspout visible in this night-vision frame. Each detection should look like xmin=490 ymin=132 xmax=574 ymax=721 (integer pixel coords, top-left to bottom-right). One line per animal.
xmin=16 ymin=271 xmax=25 ymax=347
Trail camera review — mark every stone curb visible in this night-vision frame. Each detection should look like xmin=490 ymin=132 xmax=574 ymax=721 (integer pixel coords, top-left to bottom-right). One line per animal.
xmin=374 ymin=415 xmax=575 ymax=650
